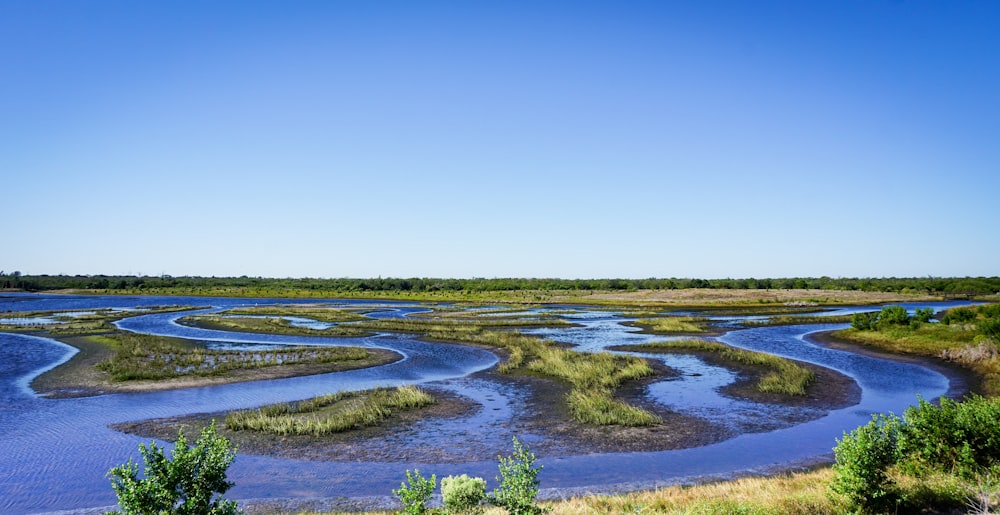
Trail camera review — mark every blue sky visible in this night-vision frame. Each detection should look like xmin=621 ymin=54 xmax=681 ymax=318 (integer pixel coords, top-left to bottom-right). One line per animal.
xmin=3 ymin=1 xmax=998 ymax=279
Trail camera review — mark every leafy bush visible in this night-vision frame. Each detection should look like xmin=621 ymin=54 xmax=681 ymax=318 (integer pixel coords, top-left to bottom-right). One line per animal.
xmin=106 ymin=421 xmax=242 ymax=515
xmin=877 ymin=305 xmax=910 ymax=328
xmin=915 ymin=307 xmax=934 ymax=323
xmin=898 ymin=396 xmax=1000 ymax=479
xmin=980 ymin=303 xmax=1000 ymax=319
xmin=393 ymin=469 xmax=437 ymax=515
xmin=943 ymin=307 xmax=977 ymax=325
xmin=441 ymin=474 xmax=486 ymax=514
xmin=488 ymin=437 xmax=545 ymax=514
xmin=831 ymin=413 xmax=903 ymax=513
xmin=980 ymin=318 xmax=1000 ymax=342
xmin=851 ymin=312 xmax=879 ymax=331
xmin=832 ymin=396 xmax=1000 ymax=512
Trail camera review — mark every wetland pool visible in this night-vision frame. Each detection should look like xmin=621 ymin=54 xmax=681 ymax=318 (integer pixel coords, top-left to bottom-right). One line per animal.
xmin=0 ymin=293 xmax=975 ymax=513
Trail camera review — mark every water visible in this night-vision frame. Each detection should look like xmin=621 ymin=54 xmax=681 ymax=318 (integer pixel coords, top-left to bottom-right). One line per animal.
xmin=0 ymin=293 xmax=970 ymax=513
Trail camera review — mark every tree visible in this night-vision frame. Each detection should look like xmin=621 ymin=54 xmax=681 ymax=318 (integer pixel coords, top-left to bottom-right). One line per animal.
xmin=107 ymin=421 xmax=242 ymax=515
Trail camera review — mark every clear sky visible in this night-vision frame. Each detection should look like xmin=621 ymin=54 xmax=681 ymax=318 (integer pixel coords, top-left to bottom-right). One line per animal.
xmin=3 ymin=1 xmax=998 ymax=279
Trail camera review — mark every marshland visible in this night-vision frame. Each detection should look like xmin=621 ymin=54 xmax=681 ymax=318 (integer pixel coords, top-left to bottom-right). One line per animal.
xmin=1 ymin=277 xmax=999 ymax=514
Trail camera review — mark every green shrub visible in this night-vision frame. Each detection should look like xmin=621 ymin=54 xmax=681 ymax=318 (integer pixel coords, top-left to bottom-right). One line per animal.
xmin=489 ymin=437 xmax=545 ymax=515
xmin=393 ymin=469 xmax=437 ymax=515
xmin=899 ymin=396 xmax=1000 ymax=479
xmin=979 ymin=303 xmax=1000 ymax=319
xmin=106 ymin=421 xmax=242 ymax=515
xmin=831 ymin=414 xmax=903 ymax=513
xmin=943 ymin=307 xmax=977 ymax=325
xmin=441 ymin=474 xmax=486 ymax=514
xmin=980 ymin=318 xmax=1000 ymax=342
xmin=852 ymin=312 xmax=879 ymax=331
xmin=877 ymin=305 xmax=910 ymax=328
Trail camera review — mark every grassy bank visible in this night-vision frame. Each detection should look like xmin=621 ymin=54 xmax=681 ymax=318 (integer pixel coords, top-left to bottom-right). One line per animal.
xmin=226 ymin=386 xmax=435 ymax=436
xmin=628 ymin=316 xmax=708 ymax=334
xmin=96 ymin=332 xmax=377 ymax=381
xmin=832 ymin=304 xmax=1000 ymax=394
xmin=629 ymin=339 xmax=815 ymax=396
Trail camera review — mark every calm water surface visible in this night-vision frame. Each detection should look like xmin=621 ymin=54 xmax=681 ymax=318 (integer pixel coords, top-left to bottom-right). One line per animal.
xmin=0 ymin=293 xmax=974 ymax=513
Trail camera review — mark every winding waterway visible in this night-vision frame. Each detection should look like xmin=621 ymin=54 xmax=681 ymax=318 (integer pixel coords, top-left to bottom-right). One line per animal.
xmin=0 ymin=293 xmax=974 ymax=513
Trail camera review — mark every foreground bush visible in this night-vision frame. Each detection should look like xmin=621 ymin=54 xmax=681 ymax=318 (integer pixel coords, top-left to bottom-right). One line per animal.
xmin=441 ymin=474 xmax=486 ymax=514
xmin=392 ymin=437 xmax=543 ymax=515
xmin=831 ymin=395 xmax=1000 ymax=513
xmin=831 ymin=414 xmax=902 ymax=512
xmin=107 ymin=421 xmax=242 ymax=515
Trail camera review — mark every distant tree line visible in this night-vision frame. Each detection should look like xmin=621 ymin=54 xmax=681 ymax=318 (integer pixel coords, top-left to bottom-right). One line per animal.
xmin=2 ymin=272 xmax=998 ymax=295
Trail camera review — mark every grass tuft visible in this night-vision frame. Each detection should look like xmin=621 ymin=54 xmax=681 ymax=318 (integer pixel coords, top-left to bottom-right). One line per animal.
xmin=225 ymin=386 xmax=435 ymax=436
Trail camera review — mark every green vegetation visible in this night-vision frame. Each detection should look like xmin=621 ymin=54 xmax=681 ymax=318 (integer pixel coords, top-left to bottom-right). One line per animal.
xmin=184 ymin=313 xmax=372 ymax=337
xmin=831 ymin=395 xmax=1000 ymax=513
xmin=630 ymin=316 xmax=707 ymax=333
xmin=225 ymin=386 xmax=435 ymax=436
xmin=630 ymin=339 xmax=815 ymax=396
xmin=442 ymin=474 xmax=487 ymax=514
xmin=488 ymin=437 xmax=545 ymax=515
xmin=9 ymin=272 xmax=999 ymax=298
xmin=94 ymin=332 xmax=374 ymax=381
xmin=393 ymin=437 xmax=543 ymax=515
xmin=836 ymin=303 xmax=1000 ymax=394
xmin=224 ymin=305 xmax=370 ymax=322
xmin=107 ymin=421 xmax=242 ymax=515
xmin=524 ymin=347 xmax=661 ymax=426
xmin=432 ymin=327 xmax=659 ymax=426
xmin=393 ymin=470 xmax=437 ymax=515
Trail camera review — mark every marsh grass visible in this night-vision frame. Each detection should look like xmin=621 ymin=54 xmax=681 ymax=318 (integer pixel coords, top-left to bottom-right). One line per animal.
xmin=223 ymin=305 xmax=369 ymax=322
xmin=743 ymin=314 xmax=854 ymax=327
xmin=184 ymin=314 xmax=371 ymax=337
xmin=225 ymin=386 xmax=434 ymax=436
xmin=94 ymin=332 xmax=371 ymax=382
xmin=423 ymin=325 xmax=660 ymax=426
xmin=633 ymin=340 xmax=815 ymax=396
xmin=566 ymin=389 xmax=662 ymax=426
xmin=632 ymin=316 xmax=708 ymax=333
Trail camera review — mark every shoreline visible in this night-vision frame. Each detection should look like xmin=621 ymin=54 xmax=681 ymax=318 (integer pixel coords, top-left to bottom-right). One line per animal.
xmin=805 ymin=330 xmax=979 ymax=400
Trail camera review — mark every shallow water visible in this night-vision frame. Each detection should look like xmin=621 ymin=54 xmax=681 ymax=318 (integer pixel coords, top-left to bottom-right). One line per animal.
xmin=0 ymin=293 xmax=972 ymax=513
